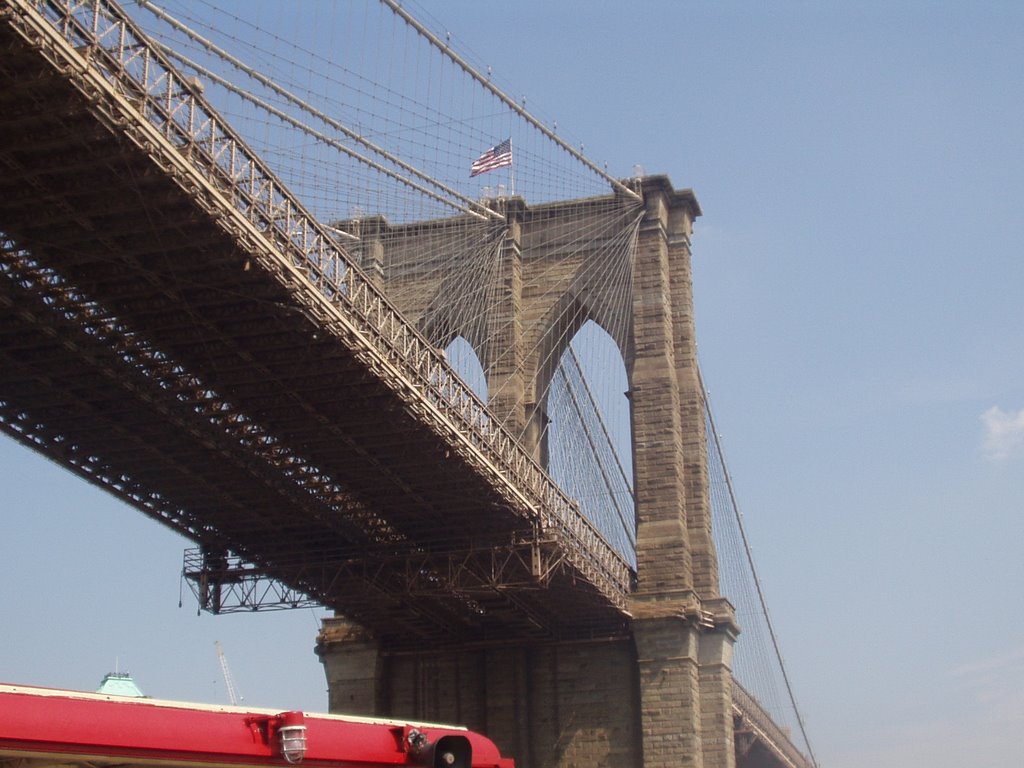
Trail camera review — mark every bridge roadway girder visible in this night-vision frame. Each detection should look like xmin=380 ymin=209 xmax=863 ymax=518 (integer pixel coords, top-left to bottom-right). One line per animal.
xmin=0 ymin=0 xmax=629 ymax=647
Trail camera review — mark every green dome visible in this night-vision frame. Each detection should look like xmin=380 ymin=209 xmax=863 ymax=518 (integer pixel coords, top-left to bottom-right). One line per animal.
xmin=96 ymin=672 xmax=146 ymax=697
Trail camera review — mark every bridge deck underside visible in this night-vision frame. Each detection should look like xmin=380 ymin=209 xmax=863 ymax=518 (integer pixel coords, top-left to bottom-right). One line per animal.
xmin=0 ymin=19 xmax=628 ymax=647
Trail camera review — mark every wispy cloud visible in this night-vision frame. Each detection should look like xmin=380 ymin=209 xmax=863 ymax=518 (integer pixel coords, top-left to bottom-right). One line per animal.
xmin=830 ymin=646 xmax=1024 ymax=768
xmin=951 ymin=644 xmax=1024 ymax=710
xmin=980 ymin=406 xmax=1024 ymax=460
xmin=951 ymin=643 xmax=1024 ymax=679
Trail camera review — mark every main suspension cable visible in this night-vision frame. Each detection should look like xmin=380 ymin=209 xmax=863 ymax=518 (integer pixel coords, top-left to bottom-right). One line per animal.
xmin=136 ymin=0 xmax=499 ymax=222
xmin=700 ymin=367 xmax=819 ymax=768
xmin=379 ymin=0 xmax=642 ymax=203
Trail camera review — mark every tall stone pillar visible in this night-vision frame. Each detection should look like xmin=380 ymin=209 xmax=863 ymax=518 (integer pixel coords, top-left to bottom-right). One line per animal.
xmin=665 ymin=194 xmax=739 ymax=768
xmin=629 ymin=178 xmax=693 ymax=602
xmin=629 ymin=177 xmax=738 ymax=768
xmin=666 ymin=200 xmax=716 ymax=600
xmin=481 ymin=198 xmax=528 ymax=441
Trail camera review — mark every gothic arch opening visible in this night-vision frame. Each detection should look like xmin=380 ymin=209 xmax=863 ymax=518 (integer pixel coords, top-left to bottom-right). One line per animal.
xmin=544 ymin=320 xmax=635 ymax=566
xmin=443 ymin=335 xmax=487 ymax=403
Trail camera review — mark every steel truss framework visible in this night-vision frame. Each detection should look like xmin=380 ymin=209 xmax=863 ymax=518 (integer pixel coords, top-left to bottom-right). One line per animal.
xmin=184 ymin=538 xmax=573 ymax=618
xmin=0 ymin=0 xmax=630 ymax=646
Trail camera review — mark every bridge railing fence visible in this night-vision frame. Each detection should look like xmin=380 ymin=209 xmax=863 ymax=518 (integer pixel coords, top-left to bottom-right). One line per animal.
xmin=21 ymin=0 xmax=631 ymax=605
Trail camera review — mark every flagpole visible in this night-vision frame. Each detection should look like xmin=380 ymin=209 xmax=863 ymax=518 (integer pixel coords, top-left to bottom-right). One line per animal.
xmin=509 ymin=139 xmax=515 ymax=197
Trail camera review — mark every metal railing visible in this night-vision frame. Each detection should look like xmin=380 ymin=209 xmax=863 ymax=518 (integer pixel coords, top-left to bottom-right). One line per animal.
xmin=732 ymin=682 xmax=814 ymax=768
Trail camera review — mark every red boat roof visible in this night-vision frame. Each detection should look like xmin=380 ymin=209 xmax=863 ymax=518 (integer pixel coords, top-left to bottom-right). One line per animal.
xmin=0 ymin=684 xmax=513 ymax=768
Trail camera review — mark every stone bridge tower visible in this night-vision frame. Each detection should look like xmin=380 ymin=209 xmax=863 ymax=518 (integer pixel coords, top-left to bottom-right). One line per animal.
xmin=317 ymin=176 xmax=739 ymax=768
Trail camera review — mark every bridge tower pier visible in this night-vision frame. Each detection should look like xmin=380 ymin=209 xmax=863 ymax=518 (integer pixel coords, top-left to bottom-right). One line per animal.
xmin=628 ymin=179 xmax=739 ymax=768
xmin=317 ymin=177 xmax=737 ymax=768
xmin=319 ymin=625 xmax=642 ymax=768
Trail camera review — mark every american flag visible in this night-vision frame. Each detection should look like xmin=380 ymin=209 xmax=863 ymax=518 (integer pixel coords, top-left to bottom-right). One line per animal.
xmin=470 ymin=138 xmax=513 ymax=177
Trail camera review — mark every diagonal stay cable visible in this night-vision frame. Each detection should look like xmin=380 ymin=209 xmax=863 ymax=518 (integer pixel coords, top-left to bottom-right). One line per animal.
xmin=157 ymin=44 xmax=488 ymax=223
xmin=564 ymin=343 xmax=634 ymax=539
xmin=553 ymin=358 xmax=633 ymax=551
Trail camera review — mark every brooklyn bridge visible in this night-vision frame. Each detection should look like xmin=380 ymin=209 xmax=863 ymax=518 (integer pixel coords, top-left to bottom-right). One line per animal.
xmin=0 ymin=2 xmax=816 ymax=767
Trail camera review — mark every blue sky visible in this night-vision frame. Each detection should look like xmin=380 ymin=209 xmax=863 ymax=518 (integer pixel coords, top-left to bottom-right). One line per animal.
xmin=3 ymin=2 xmax=1024 ymax=767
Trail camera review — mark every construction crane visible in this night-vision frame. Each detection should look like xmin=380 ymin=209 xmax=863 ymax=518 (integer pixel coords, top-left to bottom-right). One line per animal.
xmin=214 ymin=640 xmax=242 ymax=706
